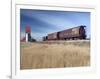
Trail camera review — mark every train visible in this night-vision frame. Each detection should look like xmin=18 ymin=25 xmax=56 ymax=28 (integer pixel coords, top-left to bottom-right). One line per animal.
xmin=43 ymin=25 xmax=86 ymax=41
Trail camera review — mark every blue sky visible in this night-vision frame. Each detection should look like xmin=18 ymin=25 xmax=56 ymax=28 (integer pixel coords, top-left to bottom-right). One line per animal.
xmin=20 ymin=9 xmax=90 ymax=41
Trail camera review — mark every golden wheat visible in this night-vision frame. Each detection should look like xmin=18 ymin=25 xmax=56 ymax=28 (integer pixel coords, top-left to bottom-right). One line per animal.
xmin=20 ymin=40 xmax=90 ymax=69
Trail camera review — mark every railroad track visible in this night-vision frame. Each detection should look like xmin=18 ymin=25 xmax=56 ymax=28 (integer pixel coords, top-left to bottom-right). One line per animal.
xmin=36 ymin=40 xmax=90 ymax=45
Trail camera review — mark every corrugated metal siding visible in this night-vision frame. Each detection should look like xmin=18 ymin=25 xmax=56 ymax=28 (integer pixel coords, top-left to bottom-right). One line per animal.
xmin=59 ymin=27 xmax=80 ymax=39
xmin=48 ymin=32 xmax=58 ymax=40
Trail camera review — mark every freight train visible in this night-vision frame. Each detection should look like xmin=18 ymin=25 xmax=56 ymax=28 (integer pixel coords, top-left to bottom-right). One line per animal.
xmin=43 ymin=25 xmax=86 ymax=41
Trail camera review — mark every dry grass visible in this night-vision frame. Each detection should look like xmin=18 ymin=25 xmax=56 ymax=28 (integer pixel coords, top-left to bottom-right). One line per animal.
xmin=20 ymin=40 xmax=90 ymax=69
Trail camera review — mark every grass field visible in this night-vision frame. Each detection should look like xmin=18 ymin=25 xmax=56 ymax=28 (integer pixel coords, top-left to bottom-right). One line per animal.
xmin=20 ymin=40 xmax=90 ymax=69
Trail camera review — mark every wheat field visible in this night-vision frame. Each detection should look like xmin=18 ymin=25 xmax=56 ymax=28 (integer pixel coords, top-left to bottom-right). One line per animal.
xmin=20 ymin=40 xmax=90 ymax=69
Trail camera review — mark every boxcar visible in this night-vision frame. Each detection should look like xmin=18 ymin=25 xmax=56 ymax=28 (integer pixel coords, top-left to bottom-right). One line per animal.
xmin=48 ymin=32 xmax=59 ymax=40
xmin=59 ymin=26 xmax=86 ymax=40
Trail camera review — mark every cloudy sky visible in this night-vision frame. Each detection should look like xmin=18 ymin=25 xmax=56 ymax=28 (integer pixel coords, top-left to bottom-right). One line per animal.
xmin=20 ymin=9 xmax=90 ymax=41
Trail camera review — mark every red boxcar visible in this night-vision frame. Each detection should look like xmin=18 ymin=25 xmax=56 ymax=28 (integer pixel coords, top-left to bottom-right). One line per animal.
xmin=48 ymin=32 xmax=58 ymax=40
xmin=59 ymin=26 xmax=86 ymax=40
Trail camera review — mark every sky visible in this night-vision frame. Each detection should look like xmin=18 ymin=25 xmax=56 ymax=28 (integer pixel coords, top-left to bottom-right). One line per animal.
xmin=20 ymin=9 xmax=90 ymax=41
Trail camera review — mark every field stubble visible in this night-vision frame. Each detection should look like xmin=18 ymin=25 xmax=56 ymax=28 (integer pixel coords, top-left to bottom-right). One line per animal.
xmin=20 ymin=40 xmax=90 ymax=69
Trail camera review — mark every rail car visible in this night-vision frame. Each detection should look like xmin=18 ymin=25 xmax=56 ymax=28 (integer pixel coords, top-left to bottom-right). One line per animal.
xmin=43 ymin=25 xmax=86 ymax=41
